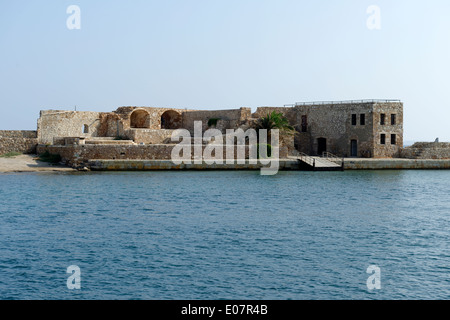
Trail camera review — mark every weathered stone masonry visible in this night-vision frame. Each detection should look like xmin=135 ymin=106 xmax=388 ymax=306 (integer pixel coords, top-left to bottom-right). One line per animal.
xmin=5 ymin=100 xmax=449 ymax=166
xmin=0 ymin=130 xmax=38 ymax=154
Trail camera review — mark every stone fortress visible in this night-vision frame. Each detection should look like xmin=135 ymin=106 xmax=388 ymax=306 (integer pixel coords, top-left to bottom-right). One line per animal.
xmin=1 ymin=99 xmax=449 ymax=170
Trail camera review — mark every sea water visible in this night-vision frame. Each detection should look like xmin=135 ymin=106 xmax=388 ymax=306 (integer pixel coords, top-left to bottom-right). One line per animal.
xmin=0 ymin=170 xmax=449 ymax=300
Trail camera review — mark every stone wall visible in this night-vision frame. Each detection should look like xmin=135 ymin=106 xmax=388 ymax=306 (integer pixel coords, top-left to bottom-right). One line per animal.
xmin=400 ymin=142 xmax=450 ymax=159
xmin=372 ymin=102 xmax=403 ymax=158
xmin=114 ymin=107 xmax=188 ymax=132
xmin=37 ymin=110 xmax=102 ymax=144
xmin=0 ymin=130 xmax=38 ymax=155
xmin=37 ymin=141 xmax=289 ymax=167
xmin=126 ymin=129 xmax=175 ymax=144
xmin=182 ymin=108 xmax=251 ymax=133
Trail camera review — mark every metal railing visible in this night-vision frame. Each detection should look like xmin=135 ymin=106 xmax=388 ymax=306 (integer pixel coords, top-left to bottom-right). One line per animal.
xmin=322 ymin=152 xmax=344 ymax=168
xmin=283 ymin=99 xmax=401 ymax=107
xmin=297 ymin=152 xmax=316 ymax=168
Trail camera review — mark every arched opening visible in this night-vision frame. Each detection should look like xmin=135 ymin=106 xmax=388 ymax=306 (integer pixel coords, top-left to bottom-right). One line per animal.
xmin=130 ymin=109 xmax=150 ymax=128
xmin=83 ymin=124 xmax=89 ymax=134
xmin=161 ymin=110 xmax=182 ymax=129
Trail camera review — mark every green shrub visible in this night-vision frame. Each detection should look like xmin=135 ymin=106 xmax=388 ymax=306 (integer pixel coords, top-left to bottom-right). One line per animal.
xmin=38 ymin=151 xmax=62 ymax=164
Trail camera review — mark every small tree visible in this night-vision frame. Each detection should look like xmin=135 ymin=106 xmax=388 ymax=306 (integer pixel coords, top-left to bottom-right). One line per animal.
xmin=255 ymin=111 xmax=294 ymax=135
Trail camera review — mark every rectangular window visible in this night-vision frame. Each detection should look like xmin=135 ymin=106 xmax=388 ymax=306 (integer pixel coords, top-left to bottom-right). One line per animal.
xmin=391 ymin=114 xmax=396 ymax=125
xmin=352 ymin=114 xmax=357 ymax=126
xmin=391 ymin=134 xmax=396 ymax=145
xmin=380 ymin=114 xmax=386 ymax=125
xmin=360 ymin=114 xmax=365 ymax=125
xmin=301 ymin=115 xmax=307 ymax=133
xmin=380 ymin=134 xmax=386 ymax=145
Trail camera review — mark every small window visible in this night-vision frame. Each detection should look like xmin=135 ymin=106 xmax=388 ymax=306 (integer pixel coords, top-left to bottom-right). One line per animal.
xmin=352 ymin=114 xmax=357 ymax=126
xmin=391 ymin=114 xmax=396 ymax=125
xmin=391 ymin=134 xmax=396 ymax=145
xmin=380 ymin=114 xmax=386 ymax=125
xmin=83 ymin=124 xmax=89 ymax=134
xmin=301 ymin=115 xmax=307 ymax=133
xmin=360 ymin=114 xmax=366 ymax=126
xmin=380 ymin=134 xmax=386 ymax=145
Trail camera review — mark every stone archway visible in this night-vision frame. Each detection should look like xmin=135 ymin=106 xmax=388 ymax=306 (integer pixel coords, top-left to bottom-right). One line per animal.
xmin=130 ymin=109 xmax=150 ymax=128
xmin=161 ymin=110 xmax=182 ymax=129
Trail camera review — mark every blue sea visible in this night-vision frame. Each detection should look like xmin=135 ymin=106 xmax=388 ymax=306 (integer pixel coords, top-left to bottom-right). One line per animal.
xmin=0 ymin=170 xmax=449 ymax=300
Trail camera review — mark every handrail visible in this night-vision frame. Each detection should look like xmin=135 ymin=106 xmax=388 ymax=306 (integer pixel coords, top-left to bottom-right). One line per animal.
xmin=322 ymin=152 xmax=344 ymax=168
xmin=297 ymin=152 xmax=315 ymax=167
xmin=292 ymin=99 xmax=401 ymax=106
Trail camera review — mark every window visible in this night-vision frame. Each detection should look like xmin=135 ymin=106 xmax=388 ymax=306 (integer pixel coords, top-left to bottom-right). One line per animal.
xmin=83 ymin=124 xmax=89 ymax=134
xmin=380 ymin=114 xmax=386 ymax=125
xmin=360 ymin=114 xmax=366 ymax=125
xmin=380 ymin=134 xmax=386 ymax=145
xmin=301 ymin=115 xmax=307 ymax=132
xmin=352 ymin=114 xmax=357 ymax=126
xmin=391 ymin=134 xmax=396 ymax=145
xmin=391 ymin=114 xmax=396 ymax=125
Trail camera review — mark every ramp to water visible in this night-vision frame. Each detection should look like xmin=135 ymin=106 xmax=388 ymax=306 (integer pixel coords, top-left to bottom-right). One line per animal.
xmin=291 ymin=153 xmax=344 ymax=171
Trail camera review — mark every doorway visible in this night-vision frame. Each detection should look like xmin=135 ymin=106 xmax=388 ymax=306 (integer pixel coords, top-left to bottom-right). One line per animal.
xmin=351 ymin=140 xmax=358 ymax=157
xmin=317 ymin=138 xmax=327 ymax=156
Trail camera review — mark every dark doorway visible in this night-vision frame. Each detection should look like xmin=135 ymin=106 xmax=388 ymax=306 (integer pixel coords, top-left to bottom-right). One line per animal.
xmin=317 ymin=138 xmax=327 ymax=156
xmin=351 ymin=140 xmax=358 ymax=157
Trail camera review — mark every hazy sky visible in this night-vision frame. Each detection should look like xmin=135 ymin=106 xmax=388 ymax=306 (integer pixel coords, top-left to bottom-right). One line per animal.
xmin=0 ymin=0 xmax=449 ymax=141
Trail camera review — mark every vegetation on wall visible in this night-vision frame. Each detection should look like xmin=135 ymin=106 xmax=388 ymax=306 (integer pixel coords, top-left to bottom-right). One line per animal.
xmin=254 ymin=111 xmax=294 ymax=135
xmin=38 ymin=151 xmax=62 ymax=164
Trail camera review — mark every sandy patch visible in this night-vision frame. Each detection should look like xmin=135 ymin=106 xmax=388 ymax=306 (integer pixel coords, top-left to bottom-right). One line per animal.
xmin=0 ymin=154 xmax=75 ymax=173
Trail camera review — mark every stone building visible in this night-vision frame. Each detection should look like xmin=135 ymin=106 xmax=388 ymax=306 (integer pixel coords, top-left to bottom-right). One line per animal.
xmin=35 ymin=100 xmax=404 ymax=162
xmin=254 ymin=100 xmax=404 ymax=158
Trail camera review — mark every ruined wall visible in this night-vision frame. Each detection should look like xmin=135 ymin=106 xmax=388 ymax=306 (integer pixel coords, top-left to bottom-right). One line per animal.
xmin=126 ymin=129 xmax=175 ymax=144
xmin=372 ymin=102 xmax=403 ymax=158
xmin=37 ymin=110 xmax=102 ymax=144
xmin=0 ymin=130 xmax=38 ymax=154
xmin=182 ymin=108 xmax=251 ymax=133
xmin=114 ymin=107 xmax=187 ymax=132
xmin=400 ymin=142 xmax=450 ymax=159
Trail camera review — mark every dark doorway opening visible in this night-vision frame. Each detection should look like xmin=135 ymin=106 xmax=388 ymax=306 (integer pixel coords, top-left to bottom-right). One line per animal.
xmin=317 ymin=138 xmax=327 ymax=156
xmin=351 ymin=140 xmax=358 ymax=157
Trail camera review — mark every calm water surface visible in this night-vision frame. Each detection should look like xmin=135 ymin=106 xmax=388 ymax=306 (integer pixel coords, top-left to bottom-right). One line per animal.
xmin=0 ymin=170 xmax=449 ymax=300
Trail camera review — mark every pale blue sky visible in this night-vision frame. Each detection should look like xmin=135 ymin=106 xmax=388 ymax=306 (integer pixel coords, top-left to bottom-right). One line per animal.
xmin=0 ymin=0 xmax=449 ymax=141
